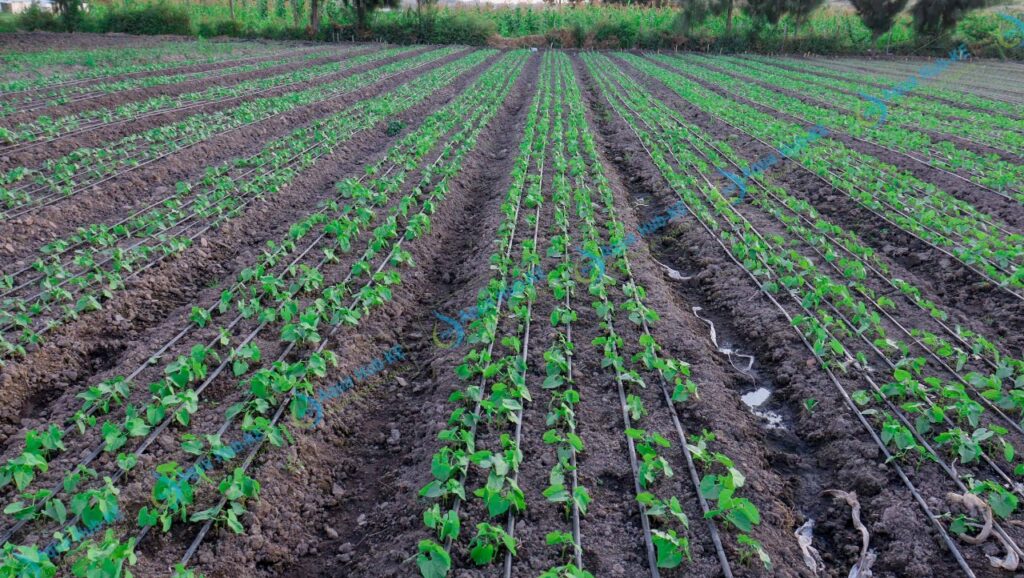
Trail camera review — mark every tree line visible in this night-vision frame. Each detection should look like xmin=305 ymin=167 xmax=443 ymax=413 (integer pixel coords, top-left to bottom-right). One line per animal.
xmin=598 ymin=0 xmax=994 ymax=38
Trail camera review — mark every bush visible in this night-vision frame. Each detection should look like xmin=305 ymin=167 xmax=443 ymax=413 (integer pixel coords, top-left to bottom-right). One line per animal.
xmin=197 ymin=19 xmax=244 ymax=38
xmin=635 ymin=26 xmax=685 ymax=50
xmin=589 ymin=19 xmax=634 ymax=48
xmin=100 ymin=3 xmax=191 ymax=36
xmin=17 ymin=3 xmax=59 ymax=31
xmin=54 ymin=0 xmax=85 ymax=31
xmin=369 ymin=10 xmax=421 ymax=44
xmin=426 ymin=10 xmax=495 ymax=45
xmin=0 ymin=13 xmax=17 ymax=32
xmin=255 ymin=22 xmax=307 ymax=40
xmin=355 ymin=8 xmax=495 ymax=45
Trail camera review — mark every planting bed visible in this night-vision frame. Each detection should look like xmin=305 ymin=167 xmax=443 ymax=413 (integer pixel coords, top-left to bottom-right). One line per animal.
xmin=0 ymin=35 xmax=1022 ymax=578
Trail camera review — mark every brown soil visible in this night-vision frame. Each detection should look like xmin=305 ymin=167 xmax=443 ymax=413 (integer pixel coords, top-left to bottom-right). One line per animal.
xmin=0 ymin=35 xmax=1021 ymax=578
xmin=0 ymin=45 xmax=341 ymax=130
xmin=0 ymin=45 xmax=443 ymax=268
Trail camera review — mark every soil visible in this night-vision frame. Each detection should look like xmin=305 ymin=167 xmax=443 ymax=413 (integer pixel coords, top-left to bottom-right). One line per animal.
xmin=0 ymin=31 xmax=194 ymax=53
xmin=0 ymin=36 xmax=1021 ymax=578
xmin=0 ymin=45 xmax=443 ymax=267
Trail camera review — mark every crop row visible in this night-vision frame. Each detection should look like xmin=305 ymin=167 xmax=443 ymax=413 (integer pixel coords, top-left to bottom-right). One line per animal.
xmin=763 ymin=55 xmax=1023 ymax=120
xmin=417 ymin=51 xmax=764 ymax=578
xmin=0 ymin=46 xmax=495 ymax=496
xmin=416 ymin=48 xmax=553 ymax=578
xmin=0 ymin=45 xmax=496 ymax=512
xmin=717 ymin=55 xmax=1023 ymax=156
xmin=584 ymin=52 xmax=772 ymax=576
xmin=0 ymin=47 xmax=463 ymax=364
xmin=0 ymin=40 xmax=284 ymax=97
xmin=628 ymin=54 xmax=1024 ymax=295
xmin=624 ymin=52 xmax=1024 ymax=454
xmin=0 ymin=48 xmax=510 ymax=577
xmin=0 ymin=46 xmax=363 ymax=146
xmin=585 ymin=51 xmax=1024 ymax=574
xmin=0 ymin=46 xmax=331 ymax=120
xmin=664 ymin=54 xmax=1024 ymax=199
xmin=0 ymin=45 xmax=426 ymax=217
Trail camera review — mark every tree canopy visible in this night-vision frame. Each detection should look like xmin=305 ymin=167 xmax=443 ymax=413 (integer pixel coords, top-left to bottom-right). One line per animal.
xmin=911 ymin=0 xmax=991 ymax=34
xmin=745 ymin=0 xmax=826 ymax=26
xmin=849 ymin=0 xmax=909 ymax=38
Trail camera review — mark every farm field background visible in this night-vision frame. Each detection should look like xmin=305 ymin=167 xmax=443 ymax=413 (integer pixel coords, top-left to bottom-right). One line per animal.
xmin=0 ymin=34 xmax=1022 ymax=578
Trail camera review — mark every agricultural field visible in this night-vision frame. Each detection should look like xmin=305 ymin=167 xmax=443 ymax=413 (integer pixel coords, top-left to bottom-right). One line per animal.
xmin=0 ymin=33 xmax=1022 ymax=578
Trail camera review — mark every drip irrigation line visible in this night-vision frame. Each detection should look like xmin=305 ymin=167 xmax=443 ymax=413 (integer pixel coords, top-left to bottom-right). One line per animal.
xmin=0 ymin=47 xmax=332 ymax=120
xmin=174 ymin=181 xmax=424 ymax=565
xmin=0 ymin=46 xmax=372 ymax=156
xmin=676 ymin=57 xmax=1022 ymax=202
xmin=589 ymin=60 xmax=738 ymax=577
xmin=0 ymin=52 xmax=471 ymax=349
xmin=0 ymin=48 xmax=456 ymax=222
xmin=643 ymin=56 xmax=1024 ymax=302
xmin=1 ymin=58 xmax=491 ymax=550
xmin=0 ymin=45 xmax=322 ymax=99
xmin=649 ymin=92 xmax=1024 ymax=439
xmin=594 ymin=54 xmax=978 ymax=575
xmin=150 ymin=63 xmax=510 ymax=564
xmin=440 ymin=57 xmax=545 ymax=557
xmin=621 ymin=61 xmax=1024 ymax=521
xmin=715 ymin=55 xmax=1024 ymax=156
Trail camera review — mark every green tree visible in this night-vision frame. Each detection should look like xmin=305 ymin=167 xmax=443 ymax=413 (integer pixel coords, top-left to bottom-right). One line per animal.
xmin=911 ymin=0 xmax=990 ymax=34
xmin=672 ymin=0 xmax=734 ymax=36
xmin=53 ymin=0 xmax=84 ymax=30
xmin=850 ymin=0 xmax=909 ymax=39
xmin=340 ymin=0 xmax=399 ymax=32
xmin=746 ymin=0 xmax=824 ymax=26
xmin=746 ymin=0 xmax=787 ymax=25
xmin=787 ymin=0 xmax=825 ymax=24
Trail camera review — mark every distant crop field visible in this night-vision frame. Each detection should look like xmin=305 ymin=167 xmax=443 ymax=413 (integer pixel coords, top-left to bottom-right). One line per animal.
xmin=0 ymin=36 xmax=1022 ymax=578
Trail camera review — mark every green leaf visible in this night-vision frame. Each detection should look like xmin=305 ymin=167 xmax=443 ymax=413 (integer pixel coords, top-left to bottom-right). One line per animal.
xmin=417 ymin=540 xmax=451 ymax=578
xmin=470 ymin=542 xmax=495 ymax=566
xmin=989 ymin=490 xmax=1018 ymax=519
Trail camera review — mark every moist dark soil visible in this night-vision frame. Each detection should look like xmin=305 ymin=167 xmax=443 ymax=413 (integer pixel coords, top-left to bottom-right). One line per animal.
xmin=0 ymin=44 xmax=384 ymax=171
xmin=0 ymin=46 xmax=334 ymax=125
xmin=0 ymin=36 xmax=1021 ymax=578
xmin=625 ymin=54 xmax=1024 ymax=361
xmin=759 ymin=56 xmax=1024 ymax=121
xmin=0 ymin=32 xmax=193 ymax=53
xmin=0 ymin=46 xmax=446 ymax=268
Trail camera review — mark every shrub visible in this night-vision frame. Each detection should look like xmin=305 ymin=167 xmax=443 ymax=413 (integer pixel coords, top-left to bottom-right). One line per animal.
xmin=197 ymin=19 xmax=244 ymax=37
xmin=258 ymin=22 xmax=305 ymax=39
xmin=589 ymin=19 xmax=633 ymax=48
xmin=101 ymin=3 xmax=191 ymax=36
xmin=369 ymin=10 xmax=420 ymax=44
xmin=16 ymin=3 xmax=59 ymax=31
xmin=0 ymin=13 xmax=15 ymax=32
xmin=426 ymin=10 xmax=495 ymax=45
